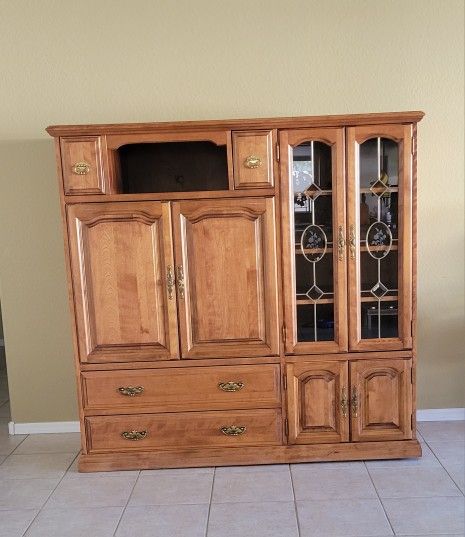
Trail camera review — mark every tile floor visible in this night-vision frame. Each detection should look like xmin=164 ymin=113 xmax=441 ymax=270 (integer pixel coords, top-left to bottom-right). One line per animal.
xmin=0 ymin=373 xmax=463 ymax=536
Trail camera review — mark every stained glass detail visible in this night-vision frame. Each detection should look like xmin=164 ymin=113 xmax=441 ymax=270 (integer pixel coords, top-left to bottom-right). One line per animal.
xmin=306 ymin=284 xmax=324 ymax=302
xmin=300 ymin=224 xmax=327 ymax=263
xmin=366 ymin=222 xmax=392 ymax=259
xmin=304 ymin=182 xmax=322 ymax=200
xmin=370 ymin=281 xmax=388 ymax=299
xmin=370 ymin=176 xmax=389 ymax=197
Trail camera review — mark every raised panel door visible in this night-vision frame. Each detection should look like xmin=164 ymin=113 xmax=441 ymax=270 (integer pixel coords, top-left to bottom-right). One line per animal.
xmin=172 ymin=198 xmax=279 ymax=358
xmin=67 ymin=201 xmax=179 ymax=362
xmin=350 ymin=358 xmax=412 ymax=441
xmin=287 ymin=360 xmax=349 ymax=444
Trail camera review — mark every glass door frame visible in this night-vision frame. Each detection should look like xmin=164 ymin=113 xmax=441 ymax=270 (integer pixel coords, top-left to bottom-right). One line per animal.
xmin=347 ymin=124 xmax=413 ymax=351
xmin=280 ymin=128 xmax=348 ymax=354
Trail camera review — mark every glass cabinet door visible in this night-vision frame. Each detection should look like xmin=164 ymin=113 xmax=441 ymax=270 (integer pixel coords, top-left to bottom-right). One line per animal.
xmin=280 ymin=128 xmax=347 ymax=354
xmin=347 ymin=124 xmax=413 ymax=350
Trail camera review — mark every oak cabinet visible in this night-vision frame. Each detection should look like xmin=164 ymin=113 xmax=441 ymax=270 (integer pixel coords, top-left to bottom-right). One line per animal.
xmin=48 ymin=111 xmax=422 ymax=472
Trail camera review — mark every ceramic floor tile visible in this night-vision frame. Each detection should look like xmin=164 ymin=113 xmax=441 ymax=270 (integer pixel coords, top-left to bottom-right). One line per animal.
xmin=383 ymin=496 xmax=465 ymax=535
xmin=291 ymin=461 xmax=365 ymax=471
xmin=212 ymin=468 xmax=293 ymax=503
xmin=208 ymin=501 xmax=299 ymax=537
xmin=0 ymin=478 xmax=58 ymax=510
xmin=444 ymin=463 xmax=465 ymax=493
xmin=140 ymin=466 xmax=214 ymax=476
xmin=129 ymin=473 xmax=213 ymax=506
xmin=25 ymin=507 xmax=123 ymax=536
xmin=13 ymin=433 xmax=81 ymax=454
xmin=292 ymin=465 xmax=378 ymax=500
xmin=116 ymin=504 xmax=209 ymax=537
xmin=296 ymin=498 xmax=393 ymax=536
xmin=45 ymin=474 xmax=136 ymax=509
xmin=428 ymin=441 xmax=465 ymax=466
xmin=0 ymin=455 xmax=5 ymax=464
xmin=0 ymin=509 xmax=39 ymax=537
xmin=66 ymin=457 xmax=139 ymax=479
xmin=0 ymin=452 xmax=76 ymax=479
xmin=0 ymin=433 xmax=27 ymax=455
xmin=365 ymin=442 xmax=441 ymax=468
xmin=215 ymin=464 xmax=289 ymax=474
xmin=417 ymin=420 xmax=465 ymax=442
xmin=368 ymin=466 xmax=462 ymax=498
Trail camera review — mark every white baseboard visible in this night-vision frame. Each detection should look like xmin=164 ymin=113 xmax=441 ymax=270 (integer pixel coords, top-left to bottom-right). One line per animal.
xmin=8 ymin=421 xmax=80 ymax=435
xmin=7 ymin=408 xmax=465 ymax=435
xmin=416 ymin=408 xmax=465 ymax=422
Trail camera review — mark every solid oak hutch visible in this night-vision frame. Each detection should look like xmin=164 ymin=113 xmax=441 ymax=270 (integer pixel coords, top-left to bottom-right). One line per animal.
xmin=47 ymin=111 xmax=423 ymax=471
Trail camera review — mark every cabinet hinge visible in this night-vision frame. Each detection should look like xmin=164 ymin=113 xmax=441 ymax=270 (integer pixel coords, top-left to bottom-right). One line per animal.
xmin=282 ymin=324 xmax=286 ymax=344
xmin=284 ymin=418 xmax=289 ymax=437
xmin=283 ymin=374 xmax=287 ymax=391
xmin=275 ymin=143 xmax=280 ymax=162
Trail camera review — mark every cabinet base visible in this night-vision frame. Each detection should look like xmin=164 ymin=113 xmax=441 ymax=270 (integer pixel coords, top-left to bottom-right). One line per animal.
xmin=78 ymin=440 xmax=422 ymax=472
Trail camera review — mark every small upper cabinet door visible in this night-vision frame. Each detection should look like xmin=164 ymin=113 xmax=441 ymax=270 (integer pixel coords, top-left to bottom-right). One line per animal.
xmin=61 ymin=136 xmax=109 ymax=195
xmin=287 ymin=360 xmax=349 ymax=444
xmin=280 ymin=128 xmax=347 ymax=355
xmin=347 ymin=124 xmax=413 ymax=351
xmin=67 ymin=201 xmax=179 ymax=363
xmin=173 ymin=197 xmax=279 ymax=358
xmin=232 ymin=130 xmax=275 ymax=188
xmin=351 ymin=358 xmax=412 ymax=442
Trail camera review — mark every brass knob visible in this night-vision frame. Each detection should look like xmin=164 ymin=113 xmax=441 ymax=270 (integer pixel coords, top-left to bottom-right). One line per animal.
xmin=338 ymin=225 xmax=346 ymax=261
xmin=351 ymin=388 xmax=359 ymax=418
xmin=349 ymin=224 xmax=356 ymax=259
xmin=176 ymin=265 xmax=185 ymax=299
xmin=244 ymin=155 xmax=262 ymax=169
xmin=166 ymin=265 xmax=174 ymax=300
xmin=72 ymin=162 xmax=90 ymax=175
xmin=218 ymin=381 xmax=244 ymax=392
xmin=117 ymin=386 xmax=144 ymax=397
xmin=221 ymin=425 xmax=246 ymax=436
xmin=121 ymin=430 xmax=147 ymax=441
xmin=340 ymin=387 xmax=348 ymax=418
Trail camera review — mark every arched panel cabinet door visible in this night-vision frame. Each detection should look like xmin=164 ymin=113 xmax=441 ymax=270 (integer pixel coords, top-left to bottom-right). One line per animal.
xmin=286 ymin=360 xmax=349 ymax=444
xmin=280 ymin=128 xmax=347 ymax=355
xmin=67 ymin=201 xmax=179 ymax=363
xmin=350 ymin=358 xmax=413 ymax=442
xmin=347 ymin=124 xmax=413 ymax=351
xmin=172 ymin=197 xmax=280 ymax=358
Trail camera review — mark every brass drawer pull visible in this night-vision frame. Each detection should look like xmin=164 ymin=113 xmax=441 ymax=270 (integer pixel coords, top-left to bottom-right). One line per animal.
xmin=338 ymin=225 xmax=345 ymax=261
xmin=121 ymin=430 xmax=147 ymax=441
xmin=340 ymin=386 xmax=348 ymax=418
xmin=221 ymin=425 xmax=246 ymax=436
xmin=351 ymin=387 xmax=359 ymax=418
xmin=349 ymin=224 xmax=356 ymax=259
xmin=118 ymin=386 xmax=144 ymax=397
xmin=244 ymin=155 xmax=262 ymax=169
xmin=166 ymin=265 xmax=174 ymax=300
xmin=176 ymin=265 xmax=185 ymax=299
xmin=72 ymin=162 xmax=90 ymax=175
xmin=218 ymin=381 xmax=244 ymax=392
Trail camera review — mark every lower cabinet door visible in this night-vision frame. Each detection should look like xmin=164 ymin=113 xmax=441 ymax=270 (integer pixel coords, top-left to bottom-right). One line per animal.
xmin=286 ymin=361 xmax=349 ymax=444
xmin=350 ymin=358 xmax=413 ymax=442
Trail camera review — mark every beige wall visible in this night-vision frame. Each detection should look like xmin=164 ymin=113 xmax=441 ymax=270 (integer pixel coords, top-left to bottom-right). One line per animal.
xmin=0 ymin=0 xmax=463 ymax=422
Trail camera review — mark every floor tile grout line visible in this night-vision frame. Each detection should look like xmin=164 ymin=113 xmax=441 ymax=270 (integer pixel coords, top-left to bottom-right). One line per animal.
xmin=6 ymin=431 xmax=29 ymax=456
xmin=112 ymin=469 xmax=141 ymax=536
xmin=421 ymin=437 xmax=465 ymax=497
xmin=204 ymin=467 xmax=216 ymax=537
xmin=289 ymin=464 xmax=302 ymax=537
xmin=364 ymin=460 xmax=396 ymax=536
xmin=22 ymin=451 xmax=80 ymax=536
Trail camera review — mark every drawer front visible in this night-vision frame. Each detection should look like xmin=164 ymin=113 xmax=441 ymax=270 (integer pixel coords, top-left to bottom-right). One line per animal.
xmin=82 ymin=364 xmax=281 ymax=413
xmin=232 ymin=130 xmax=275 ymax=188
xmin=61 ymin=136 xmax=108 ymax=195
xmin=86 ymin=409 xmax=282 ymax=452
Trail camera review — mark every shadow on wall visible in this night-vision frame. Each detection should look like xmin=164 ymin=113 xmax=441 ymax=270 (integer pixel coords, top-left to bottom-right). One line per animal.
xmin=0 ymin=139 xmax=77 ymax=424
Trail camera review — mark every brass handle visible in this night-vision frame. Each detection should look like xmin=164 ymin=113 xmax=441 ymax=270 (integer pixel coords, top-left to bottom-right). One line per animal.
xmin=221 ymin=425 xmax=246 ymax=436
xmin=340 ymin=387 xmax=348 ymax=418
xmin=166 ymin=265 xmax=174 ymax=300
xmin=176 ymin=265 xmax=185 ymax=299
xmin=351 ymin=388 xmax=359 ymax=418
xmin=244 ymin=155 xmax=262 ymax=169
xmin=338 ymin=225 xmax=345 ymax=261
xmin=218 ymin=381 xmax=245 ymax=392
xmin=118 ymin=386 xmax=144 ymax=397
xmin=121 ymin=430 xmax=147 ymax=441
xmin=72 ymin=162 xmax=90 ymax=175
xmin=349 ymin=224 xmax=356 ymax=259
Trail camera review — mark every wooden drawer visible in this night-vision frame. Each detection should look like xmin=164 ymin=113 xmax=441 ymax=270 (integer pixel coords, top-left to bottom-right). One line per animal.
xmin=82 ymin=364 xmax=281 ymax=414
xmin=86 ymin=409 xmax=282 ymax=452
xmin=232 ymin=130 xmax=275 ymax=188
xmin=61 ymin=136 xmax=109 ymax=195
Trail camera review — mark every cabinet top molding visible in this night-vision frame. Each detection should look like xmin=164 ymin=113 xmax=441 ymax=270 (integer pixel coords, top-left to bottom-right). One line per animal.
xmin=46 ymin=111 xmax=424 ymax=137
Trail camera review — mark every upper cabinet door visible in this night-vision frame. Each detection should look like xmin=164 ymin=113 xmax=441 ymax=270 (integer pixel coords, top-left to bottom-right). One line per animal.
xmin=280 ymin=128 xmax=347 ymax=354
xmin=172 ymin=198 xmax=280 ymax=358
xmin=347 ymin=125 xmax=413 ymax=351
xmin=67 ymin=201 xmax=179 ymax=363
